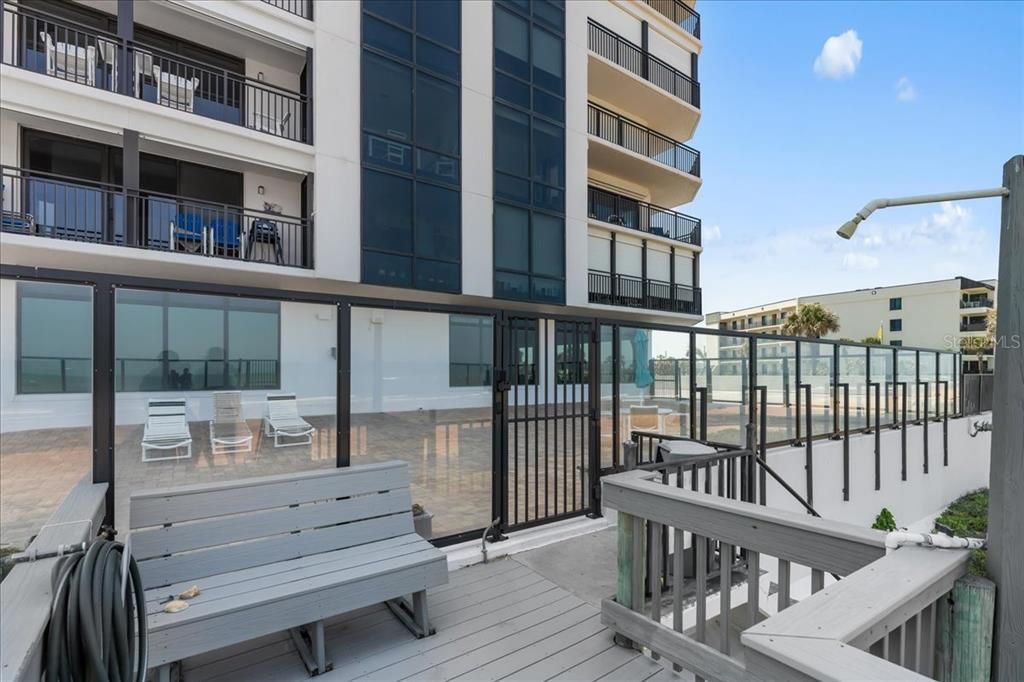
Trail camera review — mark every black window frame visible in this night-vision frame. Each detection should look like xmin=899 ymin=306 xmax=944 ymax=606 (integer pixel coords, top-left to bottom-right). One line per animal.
xmin=15 ymin=281 xmax=93 ymax=395
xmin=889 ymin=297 xmax=902 ymax=311
xmin=360 ymin=0 xmax=463 ymax=295
xmin=889 ymin=318 xmax=903 ymax=332
xmin=448 ymin=314 xmax=493 ymax=388
xmin=492 ymin=0 xmax=566 ymax=304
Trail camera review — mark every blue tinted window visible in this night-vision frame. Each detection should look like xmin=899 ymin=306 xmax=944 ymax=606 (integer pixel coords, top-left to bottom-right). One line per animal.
xmin=362 ymin=170 xmax=412 ymax=252
xmin=494 ymin=204 xmax=529 ymax=272
xmin=531 ymin=213 xmax=563 ymax=278
xmin=533 ymin=118 xmax=564 ymax=187
xmin=416 ymin=0 xmax=460 ymax=48
xmin=495 ymin=106 xmax=529 ymax=176
xmin=495 ymin=173 xmax=530 ymax=204
xmin=531 ymin=27 xmax=563 ymax=93
xmin=416 ymin=259 xmax=460 ymax=293
xmin=495 ymin=73 xmax=530 ymax=108
xmin=416 ymin=149 xmax=459 ymax=185
xmin=364 ymin=0 xmax=412 ymax=27
xmin=363 ymin=134 xmax=413 ymax=173
xmin=415 ymin=73 xmax=459 ymax=155
xmin=17 ymin=282 xmax=92 ymax=394
xmin=362 ymin=53 xmax=412 ymax=141
xmin=495 ymin=271 xmax=530 ymax=300
xmin=533 ymin=88 xmax=563 ymax=121
xmin=363 ymin=251 xmax=413 ymax=288
xmin=416 ymin=38 xmax=459 ymax=78
xmin=414 ymin=183 xmax=460 ymax=261
xmin=495 ymin=8 xmax=529 ymax=79
xmin=531 ymin=277 xmax=564 ymax=303
xmin=363 ymin=15 xmax=412 ymax=59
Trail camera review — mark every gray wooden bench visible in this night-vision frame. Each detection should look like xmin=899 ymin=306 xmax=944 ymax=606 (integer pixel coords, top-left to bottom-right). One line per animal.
xmin=128 ymin=461 xmax=447 ymax=679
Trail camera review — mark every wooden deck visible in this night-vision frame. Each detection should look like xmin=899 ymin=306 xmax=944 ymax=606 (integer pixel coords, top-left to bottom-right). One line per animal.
xmin=178 ymin=557 xmax=682 ymax=681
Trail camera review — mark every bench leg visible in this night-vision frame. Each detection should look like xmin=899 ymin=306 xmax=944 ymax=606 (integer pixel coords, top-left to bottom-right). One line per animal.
xmin=386 ymin=590 xmax=435 ymax=638
xmin=288 ymin=621 xmax=331 ymax=676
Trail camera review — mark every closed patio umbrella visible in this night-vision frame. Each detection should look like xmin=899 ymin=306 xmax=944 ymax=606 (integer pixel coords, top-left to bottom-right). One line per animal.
xmin=632 ymin=329 xmax=653 ymax=389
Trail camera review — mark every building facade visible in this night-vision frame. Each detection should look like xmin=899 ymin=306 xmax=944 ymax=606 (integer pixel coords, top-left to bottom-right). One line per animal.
xmin=705 ymin=276 xmax=997 ymax=373
xmin=0 ymin=0 xmax=704 ymax=547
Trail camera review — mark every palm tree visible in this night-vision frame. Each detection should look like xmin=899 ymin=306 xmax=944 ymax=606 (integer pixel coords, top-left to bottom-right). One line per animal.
xmin=780 ymin=303 xmax=841 ymax=339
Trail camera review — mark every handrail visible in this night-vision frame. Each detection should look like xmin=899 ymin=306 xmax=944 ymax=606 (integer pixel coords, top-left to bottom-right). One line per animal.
xmin=1 ymin=2 xmax=310 ymax=143
xmin=588 ymin=270 xmax=702 ymax=315
xmin=587 ymin=102 xmax=701 ymax=176
xmin=641 ymin=0 xmax=700 ymax=39
xmin=587 ymin=20 xmax=700 ymax=108
xmin=601 ymin=470 xmax=971 ymax=681
xmin=1 ymin=166 xmax=313 ymax=268
xmin=587 ymin=185 xmax=701 ymax=245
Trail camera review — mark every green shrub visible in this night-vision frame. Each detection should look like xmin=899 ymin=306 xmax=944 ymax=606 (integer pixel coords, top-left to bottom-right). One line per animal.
xmin=871 ymin=507 xmax=898 ymax=532
xmin=934 ymin=489 xmax=989 ymax=577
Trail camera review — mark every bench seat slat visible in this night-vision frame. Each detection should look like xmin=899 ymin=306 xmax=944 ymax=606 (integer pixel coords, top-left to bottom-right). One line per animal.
xmin=144 ymin=534 xmax=433 ymax=612
xmin=146 ymin=551 xmax=447 ymax=667
xmin=144 ymin=535 xmax=427 ymax=606
xmin=138 ymin=513 xmax=413 ymax=590
xmin=131 ymin=462 xmax=408 ymax=527
xmin=132 ymin=489 xmax=411 ymax=560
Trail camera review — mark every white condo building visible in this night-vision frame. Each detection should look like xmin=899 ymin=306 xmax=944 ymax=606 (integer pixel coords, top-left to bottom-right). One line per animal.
xmin=0 ymin=0 xmax=704 ymax=546
xmin=705 ymin=276 xmax=998 ymax=373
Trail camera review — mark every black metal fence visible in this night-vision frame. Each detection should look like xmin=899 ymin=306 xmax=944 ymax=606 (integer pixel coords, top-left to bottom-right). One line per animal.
xmin=588 ymin=186 xmax=701 ymax=245
xmin=588 ymin=103 xmax=700 ymax=176
xmin=589 ymin=270 xmax=701 ymax=316
xmin=642 ymin=0 xmax=700 ymax=39
xmin=962 ymin=373 xmax=994 ymax=415
xmin=259 ymin=0 xmax=312 ymax=20
xmin=2 ymin=166 xmax=312 ymax=268
xmin=587 ymin=20 xmax=700 ymax=109
xmin=2 ymin=3 xmax=310 ymax=143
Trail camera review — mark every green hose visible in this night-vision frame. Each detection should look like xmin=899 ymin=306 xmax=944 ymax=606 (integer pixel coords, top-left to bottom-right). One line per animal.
xmin=44 ymin=539 xmax=148 ymax=682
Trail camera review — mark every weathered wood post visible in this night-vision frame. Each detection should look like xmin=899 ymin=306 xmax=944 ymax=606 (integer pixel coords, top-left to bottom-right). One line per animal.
xmin=987 ymin=155 xmax=1023 ymax=680
xmin=615 ymin=441 xmax=645 ymax=649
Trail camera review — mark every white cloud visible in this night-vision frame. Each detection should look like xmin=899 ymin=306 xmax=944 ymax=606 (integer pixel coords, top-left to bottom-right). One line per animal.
xmin=896 ymin=76 xmax=917 ymax=102
xmin=842 ymin=252 xmax=880 ymax=271
xmin=813 ymin=30 xmax=863 ymax=80
xmin=856 ymin=201 xmax=986 ymax=254
xmin=704 ymin=224 xmax=722 ymax=241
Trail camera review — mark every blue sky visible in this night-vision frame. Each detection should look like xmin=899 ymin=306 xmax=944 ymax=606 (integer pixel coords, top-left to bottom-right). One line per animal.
xmin=688 ymin=1 xmax=1023 ymax=314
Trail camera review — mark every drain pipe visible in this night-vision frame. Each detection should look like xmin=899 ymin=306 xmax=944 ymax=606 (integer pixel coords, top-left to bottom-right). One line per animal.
xmin=885 ymin=531 xmax=987 ymax=552
xmin=482 ymin=518 xmax=501 ymax=564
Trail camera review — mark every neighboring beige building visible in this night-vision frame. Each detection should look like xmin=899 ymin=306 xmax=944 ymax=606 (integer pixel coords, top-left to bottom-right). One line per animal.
xmin=705 ymin=276 xmax=997 ymax=372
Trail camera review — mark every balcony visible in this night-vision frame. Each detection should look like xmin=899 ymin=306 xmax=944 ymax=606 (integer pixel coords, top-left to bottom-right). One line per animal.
xmin=641 ymin=0 xmax=700 ymax=39
xmin=1 ymin=3 xmax=310 ymax=144
xmin=961 ymin=321 xmax=988 ymax=332
xmin=588 ymin=103 xmax=701 ymax=207
xmin=589 ymin=269 xmax=701 ymax=316
xmin=259 ymin=0 xmax=313 ymax=20
xmin=1 ymin=166 xmax=312 ymax=268
xmin=587 ymin=20 xmax=700 ymax=140
xmin=588 ymin=186 xmax=700 ymax=246
xmin=961 ymin=298 xmax=994 ymax=309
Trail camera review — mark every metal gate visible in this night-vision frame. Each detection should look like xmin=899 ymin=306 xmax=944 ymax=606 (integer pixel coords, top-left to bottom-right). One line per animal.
xmin=495 ymin=315 xmax=599 ymax=531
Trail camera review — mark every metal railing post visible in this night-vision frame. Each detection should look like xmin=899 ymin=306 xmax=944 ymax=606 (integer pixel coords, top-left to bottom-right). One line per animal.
xmin=800 ymin=383 xmax=813 ymax=507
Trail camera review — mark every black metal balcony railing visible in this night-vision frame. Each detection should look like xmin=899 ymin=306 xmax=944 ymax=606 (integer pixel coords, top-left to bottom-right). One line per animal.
xmin=2 ymin=3 xmax=310 ymax=143
xmin=1 ymin=166 xmax=312 ymax=269
xmin=259 ymin=0 xmax=312 ymax=20
xmin=960 ymin=321 xmax=988 ymax=332
xmin=588 ymin=186 xmax=700 ymax=245
xmin=642 ymin=0 xmax=700 ymax=39
xmin=588 ymin=103 xmax=700 ymax=177
xmin=587 ymin=20 xmax=700 ymax=109
xmin=960 ymin=298 xmax=993 ymax=309
xmin=588 ymin=270 xmax=701 ymax=316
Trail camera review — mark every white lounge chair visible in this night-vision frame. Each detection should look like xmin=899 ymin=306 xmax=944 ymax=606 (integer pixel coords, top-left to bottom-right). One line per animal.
xmin=263 ymin=393 xmax=314 ymax=448
xmin=209 ymin=391 xmax=253 ymax=455
xmin=142 ymin=398 xmax=192 ymax=462
xmin=40 ymin=32 xmax=96 ymax=86
xmin=153 ymin=65 xmax=199 ymax=112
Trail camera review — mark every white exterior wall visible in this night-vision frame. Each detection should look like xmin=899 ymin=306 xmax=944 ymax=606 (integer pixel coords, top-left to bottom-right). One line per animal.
xmin=565 ymin=0 xmax=592 ymax=308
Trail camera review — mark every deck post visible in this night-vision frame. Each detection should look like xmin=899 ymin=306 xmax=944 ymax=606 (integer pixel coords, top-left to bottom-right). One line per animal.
xmin=988 ymin=154 xmax=1023 ymax=680
xmin=615 ymin=510 xmax=645 ymax=648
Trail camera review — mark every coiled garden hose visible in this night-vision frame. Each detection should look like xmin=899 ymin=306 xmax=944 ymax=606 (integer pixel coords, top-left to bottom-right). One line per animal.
xmin=44 ymin=539 xmax=148 ymax=682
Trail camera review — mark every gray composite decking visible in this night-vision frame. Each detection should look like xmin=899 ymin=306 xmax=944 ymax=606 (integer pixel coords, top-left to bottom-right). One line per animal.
xmin=177 ymin=557 xmax=683 ymax=682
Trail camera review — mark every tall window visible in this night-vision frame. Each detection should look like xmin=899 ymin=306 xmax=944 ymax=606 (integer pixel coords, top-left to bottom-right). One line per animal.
xmin=493 ymin=1 xmax=566 ymax=303
xmin=115 ymin=290 xmax=280 ymax=392
xmin=361 ymin=0 xmax=461 ymax=293
xmin=449 ymin=315 xmax=493 ymax=387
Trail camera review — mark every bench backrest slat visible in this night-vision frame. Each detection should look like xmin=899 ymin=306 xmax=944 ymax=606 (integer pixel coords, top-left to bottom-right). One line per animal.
xmin=129 ymin=461 xmax=415 ymax=590
xmin=267 ymin=393 xmax=300 ymax=421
